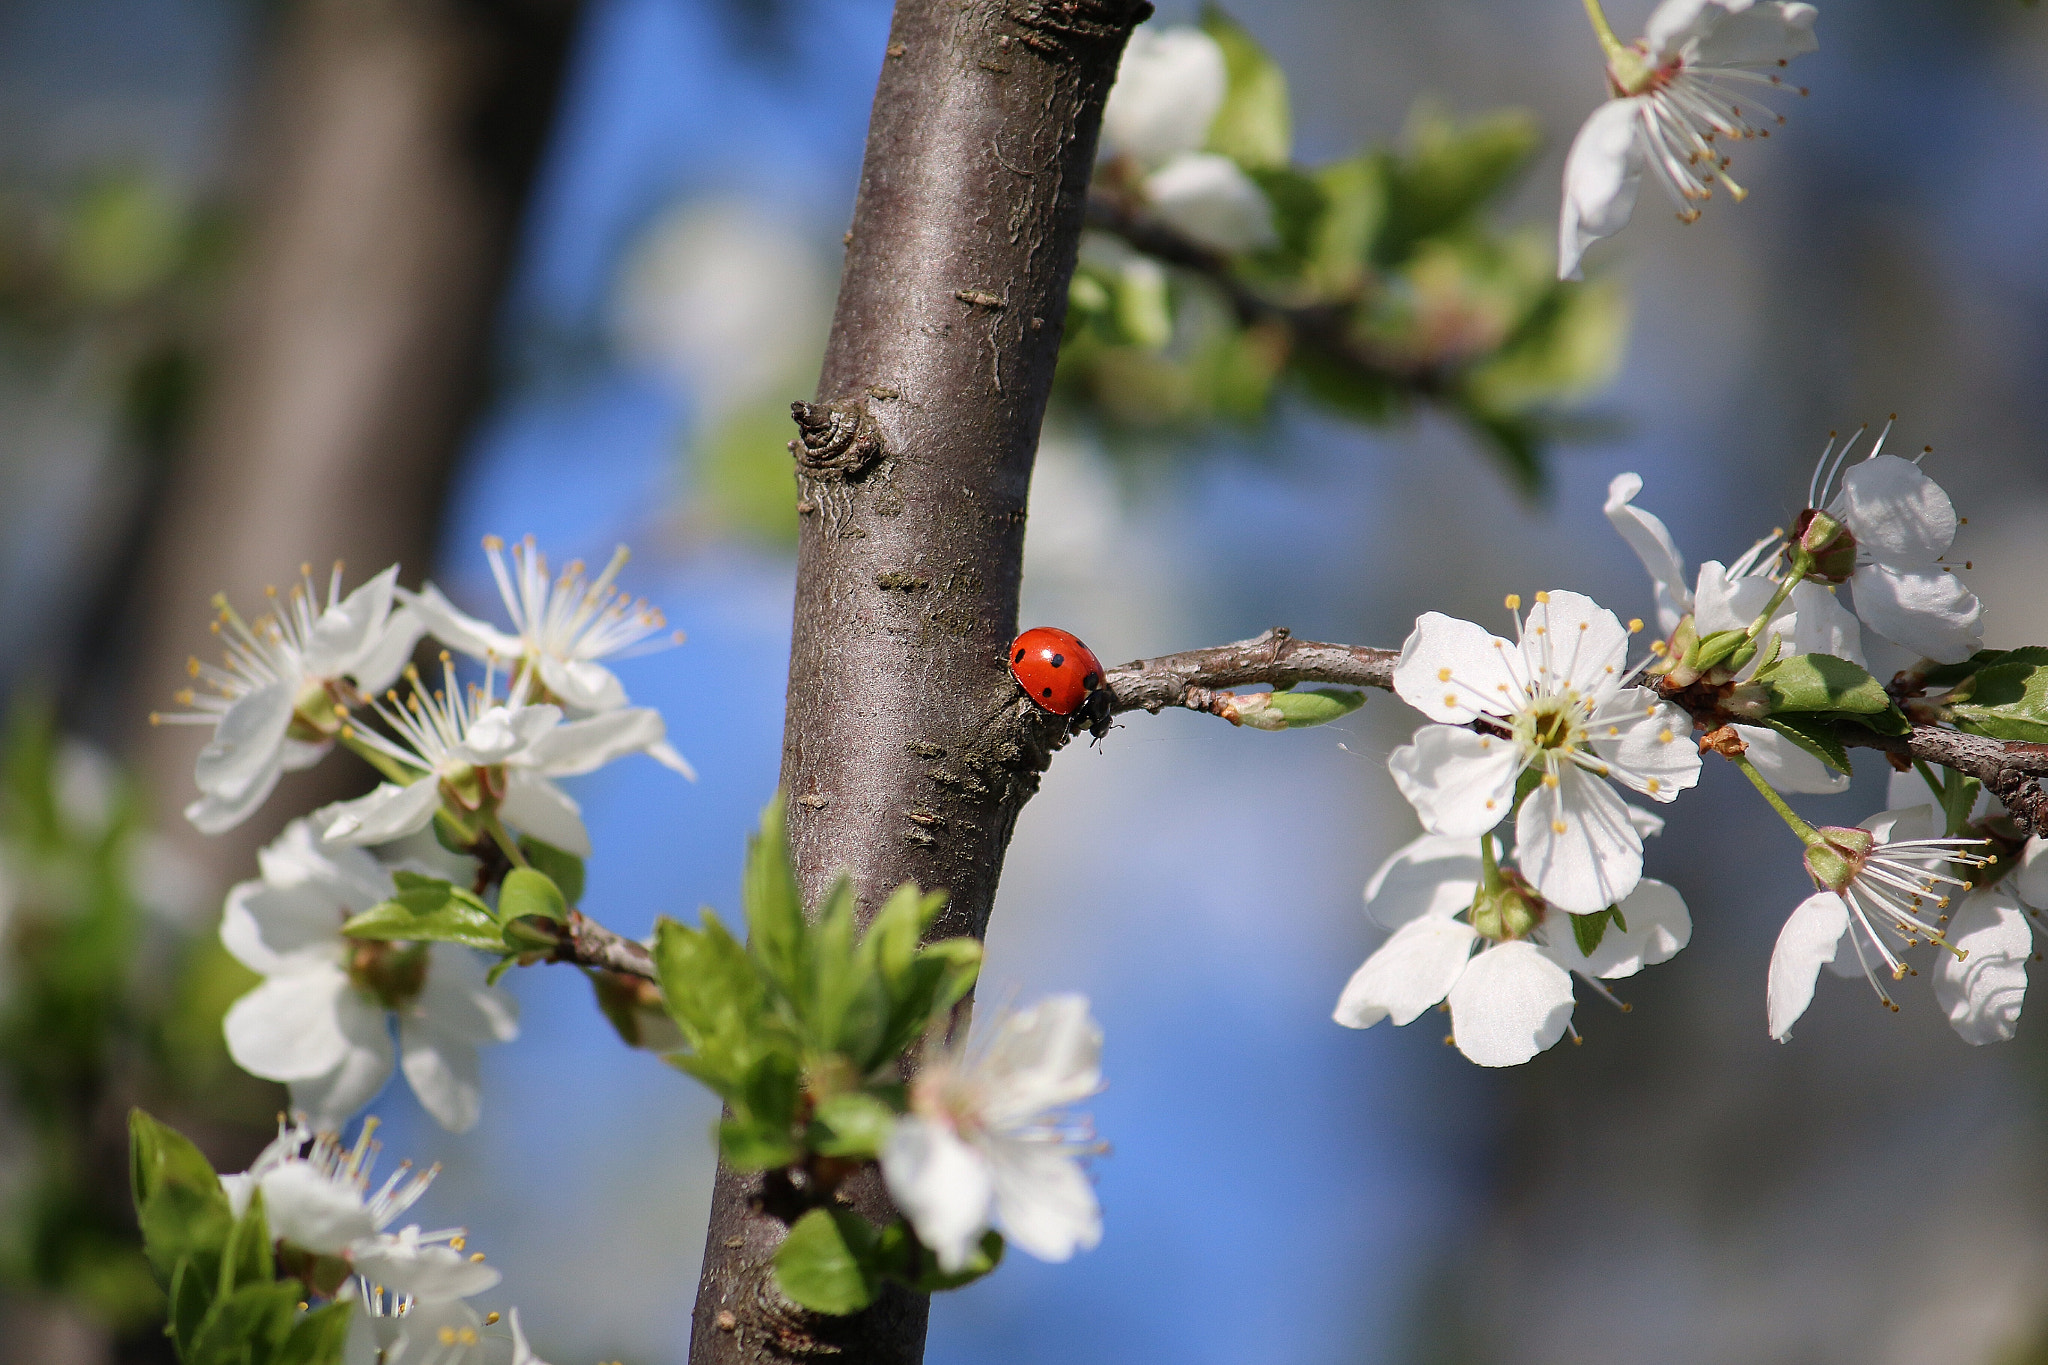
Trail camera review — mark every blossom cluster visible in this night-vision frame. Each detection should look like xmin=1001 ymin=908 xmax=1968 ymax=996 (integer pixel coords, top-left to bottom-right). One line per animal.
xmin=1340 ymin=425 xmax=2035 ymax=1065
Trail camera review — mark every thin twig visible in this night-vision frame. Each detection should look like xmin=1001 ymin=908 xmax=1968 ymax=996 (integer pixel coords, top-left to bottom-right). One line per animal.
xmin=557 ymin=909 xmax=657 ymax=982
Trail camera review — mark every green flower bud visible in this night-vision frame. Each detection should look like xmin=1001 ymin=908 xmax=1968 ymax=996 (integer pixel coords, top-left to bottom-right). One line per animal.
xmin=1789 ymin=508 xmax=1858 ymax=584
xmin=1803 ymin=825 xmax=1874 ymax=893
xmin=1470 ymin=877 xmax=1543 ymax=942
xmin=1691 ymin=628 xmax=1752 ymax=675
xmin=1221 ymin=689 xmax=1364 ymax=730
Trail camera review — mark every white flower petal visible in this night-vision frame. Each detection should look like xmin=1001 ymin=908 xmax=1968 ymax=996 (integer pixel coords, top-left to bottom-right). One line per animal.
xmin=1847 ymin=562 xmax=1982 ymax=664
xmin=1558 ymin=97 xmax=1645 ymax=280
xmin=382 ymin=1301 xmax=486 ymax=1363
xmin=1933 ymin=887 xmax=2031 ymax=1045
xmin=537 ymin=654 xmax=628 ymax=712
xmin=1516 ymin=763 xmax=1644 ymax=914
xmin=1768 ymin=891 xmax=1851 ymax=1040
xmin=984 ymin=1137 xmax=1100 ymax=1265
xmin=319 ymin=779 xmax=444 ymax=847
xmin=1834 ymin=453 xmax=1956 ymax=567
xmin=220 ymin=879 xmax=347 ymax=975
xmin=1333 ymin=916 xmax=1479 ymax=1029
xmin=1520 ymin=590 xmax=1630 ymax=699
xmin=302 ymin=565 xmax=400 ymax=679
xmin=1142 ymin=153 xmax=1277 ymax=255
xmin=1588 ymin=690 xmax=1701 ymax=802
xmin=350 ymin=604 xmax=426 ymax=696
xmin=979 ymin=995 xmax=1100 ymax=1125
xmin=288 ymin=1008 xmax=397 ymax=1132
xmin=1691 ymin=560 xmax=1780 ymax=635
xmin=413 ymin=943 xmax=520 ymax=1045
xmin=1733 ymin=723 xmax=1848 ymax=795
xmin=1783 ymin=580 xmax=1866 ymax=671
xmin=1603 ymin=473 xmax=1691 ymax=631
xmin=1549 ymin=877 xmax=1691 ymax=979
xmin=1387 ymin=725 xmax=1521 ymax=837
xmin=1363 ymin=833 xmax=1482 ymax=931
xmin=1691 ymin=1 xmax=1819 ymax=66
xmin=1643 ymin=0 xmax=1735 ymax=58
xmin=524 ymin=707 xmax=666 ymax=778
xmin=223 ymin=967 xmax=358 ymax=1081
xmin=258 ymin=1161 xmax=378 ymax=1253
xmin=1447 ymin=941 xmax=1575 ymax=1067
xmin=194 ymin=682 xmax=295 ymax=799
xmin=880 ymin=1116 xmax=994 ymax=1274
xmin=497 ymin=770 xmax=590 ymax=856
xmin=348 ymin=1231 xmax=503 ymax=1301
xmin=399 ymin=1016 xmax=485 ymax=1134
xmin=2015 ymin=838 xmax=2048 ymax=912
xmin=644 ymin=739 xmax=698 ymax=781
xmin=1100 ymin=27 xmax=1228 ymax=166
xmin=397 ymin=583 xmax=524 ymax=664
xmin=1392 ymin=613 xmax=1524 ymax=724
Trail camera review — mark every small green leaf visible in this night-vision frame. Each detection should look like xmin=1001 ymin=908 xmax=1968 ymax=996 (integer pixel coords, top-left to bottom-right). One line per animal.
xmin=1761 ymin=653 xmax=1893 ymax=715
xmin=773 ymin=1208 xmax=880 ymax=1316
xmin=1570 ymin=909 xmax=1611 ymax=958
xmin=1373 ymin=106 xmax=1540 ymax=268
xmin=130 ymin=1108 xmax=222 ymax=1216
xmin=1760 ymin=714 xmax=1852 ymax=775
xmin=188 ymin=1280 xmax=300 ymax=1364
xmin=717 ymin=1118 xmax=801 ymax=1172
xmin=874 ymin=1222 xmax=1005 ymax=1293
xmin=1305 ymin=155 xmax=1387 ymax=296
xmin=168 ymin=1255 xmax=211 ymax=1358
xmin=274 ymin=1300 xmax=357 ymax=1365
xmin=218 ymin=1187 xmax=273 ymax=1298
xmin=517 ymin=836 xmax=585 ymax=905
xmin=1917 ymin=647 xmax=2048 ymax=691
xmin=499 ymin=867 xmax=568 ymax=924
xmin=809 ymin=1093 xmax=899 ymax=1160
xmin=1201 ymin=5 xmax=1290 ymax=170
xmin=1948 ymin=661 xmax=2048 ymax=744
xmin=342 ymin=875 xmax=503 ymax=952
xmin=745 ymin=796 xmax=808 ymax=1001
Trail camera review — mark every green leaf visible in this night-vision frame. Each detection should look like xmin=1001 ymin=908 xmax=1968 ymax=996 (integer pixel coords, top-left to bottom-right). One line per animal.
xmin=1917 ymin=647 xmax=2048 ymax=691
xmin=773 ymin=1208 xmax=880 ymax=1316
xmin=516 ymin=837 xmax=585 ymax=905
xmin=168 ymin=1255 xmax=211 ymax=1359
xmin=130 ymin=1109 xmax=222 ymax=1217
xmin=874 ymin=1222 xmax=1005 ymax=1293
xmin=1949 ymin=661 xmax=2048 ymax=743
xmin=274 ymin=1301 xmax=356 ymax=1365
xmin=744 ymin=795 xmax=808 ymax=1002
xmin=1570 ymin=909 xmax=1611 ymax=958
xmin=654 ymin=910 xmax=771 ymax=1086
xmin=717 ymin=1118 xmax=802 ymax=1172
xmin=188 ymin=1280 xmax=301 ymax=1365
xmin=1201 ymin=5 xmax=1290 ymax=170
xmin=1373 ymin=107 xmax=1540 ymax=268
xmin=499 ymin=866 xmax=568 ymax=924
xmin=1305 ymin=155 xmax=1388 ymax=297
xmin=131 ymin=1110 xmax=234 ymax=1288
xmin=1760 ymin=714 xmax=1851 ymax=775
xmin=1266 ymin=688 xmax=1364 ymax=728
xmin=1760 ymin=653 xmax=1894 ymax=715
xmin=808 ymin=1093 xmax=899 ymax=1160
xmin=342 ymin=874 xmax=503 ymax=952
xmin=1243 ymin=167 xmax=1327 ymax=271
xmin=218 ymin=1187 xmax=273 ymax=1298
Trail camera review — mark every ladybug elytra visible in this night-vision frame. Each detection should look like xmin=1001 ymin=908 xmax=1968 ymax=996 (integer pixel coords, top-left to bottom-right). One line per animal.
xmin=1009 ymin=627 xmax=1111 ymax=731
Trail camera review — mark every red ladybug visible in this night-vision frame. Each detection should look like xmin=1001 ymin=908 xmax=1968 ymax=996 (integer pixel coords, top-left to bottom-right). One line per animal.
xmin=1009 ymin=627 xmax=1110 ymax=727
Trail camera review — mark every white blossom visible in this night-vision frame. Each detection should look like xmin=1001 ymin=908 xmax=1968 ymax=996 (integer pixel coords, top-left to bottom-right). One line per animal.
xmin=1334 ymin=830 xmax=1691 ymax=1066
xmin=220 ymin=817 xmax=518 ymax=1132
xmin=1099 ymin=25 xmax=1276 ymax=255
xmin=1388 ymin=590 xmax=1700 ymax=913
xmin=1767 ymin=806 xmax=2024 ymax=1043
xmin=320 ymin=659 xmax=663 ymax=857
xmin=400 ymin=536 xmax=692 ymax=778
xmin=1605 ymin=471 xmax=1862 ymax=794
xmin=1799 ymin=427 xmax=1983 ymax=662
xmin=155 ymin=565 xmax=422 ymax=834
xmin=1559 ymin=0 xmax=1818 ymax=278
xmin=879 ymin=995 xmax=1104 ymax=1273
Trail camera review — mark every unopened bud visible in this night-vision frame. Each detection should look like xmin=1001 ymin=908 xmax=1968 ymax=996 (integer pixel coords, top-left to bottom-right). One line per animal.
xmin=1803 ymin=825 xmax=1874 ymax=892
xmin=1690 ymin=628 xmax=1752 ymax=676
xmin=1789 ymin=508 xmax=1857 ymax=583
xmin=1469 ymin=877 xmax=1543 ymax=942
xmin=1220 ymin=688 xmax=1364 ymax=730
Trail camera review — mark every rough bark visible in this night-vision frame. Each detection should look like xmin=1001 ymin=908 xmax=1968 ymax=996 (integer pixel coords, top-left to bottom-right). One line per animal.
xmin=686 ymin=2 xmax=1150 ymax=1360
xmin=121 ymin=0 xmax=583 ymax=891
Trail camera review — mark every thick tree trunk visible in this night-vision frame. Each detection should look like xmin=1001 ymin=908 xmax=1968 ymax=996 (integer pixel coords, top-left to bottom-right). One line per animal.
xmin=687 ymin=1 xmax=1150 ymax=1360
xmin=121 ymin=0 xmax=582 ymax=889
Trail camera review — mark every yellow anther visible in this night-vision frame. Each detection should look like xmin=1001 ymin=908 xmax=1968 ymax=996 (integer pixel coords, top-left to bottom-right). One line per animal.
xmin=1437 ymin=668 xmax=1452 ymax=682
xmin=485 ymin=1312 xmax=500 ymax=1326
xmin=1504 ymin=594 xmax=1521 ymax=611
xmin=1607 ymin=726 xmax=1619 ymax=737
xmin=175 ymin=689 xmax=195 ymax=705
xmin=1535 ymin=591 xmax=1551 ymax=603
xmin=1552 ymin=820 xmax=1568 ymax=834
xmin=1443 ymin=694 xmax=1459 ymax=708
xmin=1542 ymin=773 xmax=1560 ymax=788
xmin=187 ymin=657 xmax=201 ymax=676
xmin=470 ymin=1252 xmax=486 ymax=1262
xmin=1657 ymin=728 xmax=1674 ymax=743
xmin=1650 ymin=640 xmax=1668 ymax=656
xmin=451 ymin=1236 xmax=466 ymax=1251
xmin=1646 ymin=778 xmax=1662 ymax=793
xmin=1628 ymin=619 xmax=1644 ymax=633
xmin=483 ymin=534 xmax=504 ymax=551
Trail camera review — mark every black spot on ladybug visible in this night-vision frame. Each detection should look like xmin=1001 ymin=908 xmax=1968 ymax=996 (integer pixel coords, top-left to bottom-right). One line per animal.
xmin=1014 ymin=648 xmax=1026 ymax=663
xmin=1050 ymin=653 xmax=1065 ymax=667
xmin=1083 ymin=672 xmax=1099 ymax=690
xmin=1041 ymin=687 xmax=1053 ymax=699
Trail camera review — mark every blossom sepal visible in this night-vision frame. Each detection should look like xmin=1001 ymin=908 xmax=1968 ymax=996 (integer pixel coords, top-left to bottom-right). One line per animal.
xmin=1220 ymin=687 xmax=1364 ymax=730
xmin=1789 ymin=507 xmax=1858 ymax=583
xmin=1802 ymin=825 xmax=1874 ymax=893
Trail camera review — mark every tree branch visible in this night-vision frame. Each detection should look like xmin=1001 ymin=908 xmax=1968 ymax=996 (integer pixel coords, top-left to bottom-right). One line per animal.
xmin=556 ymin=910 xmax=656 ymax=982
xmin=1098 ymin=627 xmax=2048 ymax=833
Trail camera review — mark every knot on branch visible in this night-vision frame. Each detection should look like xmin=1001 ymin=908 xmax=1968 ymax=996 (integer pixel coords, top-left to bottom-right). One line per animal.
xmin=788 ymin=399 xmax=884 ymax=480
xmin=1005 ymin=0 xmax=1154 ymax=59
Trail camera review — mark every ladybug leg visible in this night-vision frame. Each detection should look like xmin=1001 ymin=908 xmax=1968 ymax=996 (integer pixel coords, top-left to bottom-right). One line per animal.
xmin=1082 ymin=686 xmax=1115 ymax=741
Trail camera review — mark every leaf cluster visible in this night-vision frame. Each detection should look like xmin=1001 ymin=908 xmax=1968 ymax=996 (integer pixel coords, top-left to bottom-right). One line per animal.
xmin=1918 ymin=648 xmax=2048 ymax=744
xmin=128 ymin=1111 xmax=352 ymax=1365
xmin=339 ymin=835 xmax=583 ymax=986
xmin=1749 ymin=650 xmax=1911 ymax=774
xmin=651 ymin=798 xmax=990 ymax=1312
xmin=1058 ymin=7 xmax=1625 ymax=494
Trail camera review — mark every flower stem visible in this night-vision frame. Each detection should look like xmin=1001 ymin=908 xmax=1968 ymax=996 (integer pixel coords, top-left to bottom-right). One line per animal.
xmin=336 ymin=727 xmax=423 ymax=786
xmin=1731 ymin=752 xmax=1819 ymax=844
xmin=1743 ymin=567 xmax=1808 ymax=642
xmin=1580 ymin=0 xmax=1626 ymax=60
xmin=482 ymin=812 xmax=530 ymax=869
xmin=1479 ymin=831 xmax=1506 ymax=894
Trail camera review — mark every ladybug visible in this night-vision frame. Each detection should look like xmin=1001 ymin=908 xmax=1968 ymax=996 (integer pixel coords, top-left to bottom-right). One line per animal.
xmin=1009 ymin=627 xmax=1112 ymax=733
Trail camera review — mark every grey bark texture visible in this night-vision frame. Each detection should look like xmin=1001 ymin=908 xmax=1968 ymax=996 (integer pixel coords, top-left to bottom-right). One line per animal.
xmin=687 ymin=1 xmax=1152 ymax=1360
